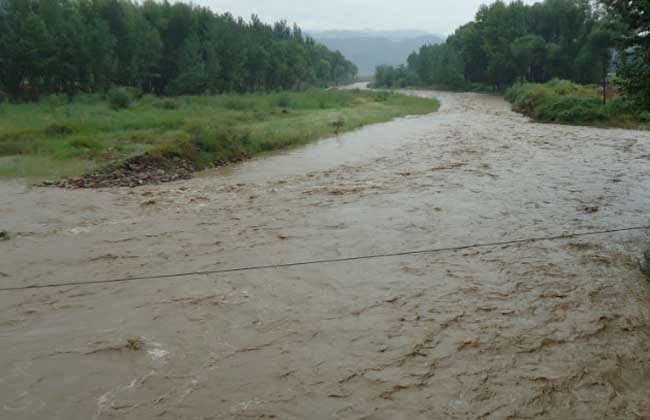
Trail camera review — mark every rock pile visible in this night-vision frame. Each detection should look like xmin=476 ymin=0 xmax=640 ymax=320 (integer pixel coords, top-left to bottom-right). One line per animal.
xmin=43 ymin=155 xmax=196 ymax=188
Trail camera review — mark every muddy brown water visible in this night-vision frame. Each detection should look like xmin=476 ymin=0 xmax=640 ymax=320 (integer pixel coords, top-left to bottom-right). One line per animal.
xmin=2 ymin=90 xmax=650 ymax=419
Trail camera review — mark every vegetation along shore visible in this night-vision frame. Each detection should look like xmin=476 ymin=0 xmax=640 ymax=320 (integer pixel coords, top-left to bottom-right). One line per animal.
xmin=0 ymin=89 xmax=439 ymax=186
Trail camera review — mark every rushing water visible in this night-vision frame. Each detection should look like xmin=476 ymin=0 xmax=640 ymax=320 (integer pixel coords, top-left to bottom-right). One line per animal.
xmin=209 ymin=113 xmax=437 ymax=182
xmin=2 ymin=90 xmax=650 ymax=420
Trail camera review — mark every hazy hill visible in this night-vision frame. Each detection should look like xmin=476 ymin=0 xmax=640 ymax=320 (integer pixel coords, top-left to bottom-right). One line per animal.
xmin=310 ymin=30 xmax=445 ymax=76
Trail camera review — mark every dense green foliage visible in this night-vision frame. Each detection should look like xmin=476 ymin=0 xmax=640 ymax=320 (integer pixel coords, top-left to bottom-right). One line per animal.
xmin=600 ymin=0 xmax=650 ymax=110
xmin=373 ymin=65 xmax=420 ymax=89
xmin=506 ymin=79 xmax=650 ymax=126
xmin=375 ymin=0 xmax=620 ymax=91
xmin=0 ymin=0 xmax=357 ymax=100
xmin=0 ymin=90 xmax=439 ymax=178
xmin=107 ymin=87 xmax=131 ymax=110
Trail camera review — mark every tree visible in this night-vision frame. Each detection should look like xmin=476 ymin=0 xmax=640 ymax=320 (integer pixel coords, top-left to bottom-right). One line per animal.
xmin=511 ymin=35 xmax=548 ymax=82
xmin=588 ymin=27 xmax=614 ymax=104
xmin=0 ymin=0 xmax=357 ymax=100
xmin=377 ymin=0 xmax=624 ymax=91
xmin=600 ymin=0 xmax=650 ymax=109
xmin=0 ymin=0 xmax=49 ymax=99
xmin=85 ymin=17 xmax=116 ymax=92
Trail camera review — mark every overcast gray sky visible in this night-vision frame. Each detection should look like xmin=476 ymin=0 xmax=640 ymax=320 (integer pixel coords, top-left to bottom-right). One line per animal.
xmin=190 ymin=0 xmax=537 ymax=35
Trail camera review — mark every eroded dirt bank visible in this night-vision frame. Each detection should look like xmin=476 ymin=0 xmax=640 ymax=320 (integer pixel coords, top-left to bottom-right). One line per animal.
xmin=2 ymin=91 xmax=650 ymax=419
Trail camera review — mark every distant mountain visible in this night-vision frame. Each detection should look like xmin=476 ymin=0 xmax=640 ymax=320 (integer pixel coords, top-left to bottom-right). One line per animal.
xmin=309 ymin=30 xmax=445 ymax=76
xmin=310 ymin=30 xmax=435 ymax=40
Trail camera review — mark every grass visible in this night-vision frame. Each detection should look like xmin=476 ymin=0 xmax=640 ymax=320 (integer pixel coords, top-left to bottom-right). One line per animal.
xmin=506 ymin=79 xmax=650 ymax=128
xmin=0 ymin=89 xmax=439 ymax=179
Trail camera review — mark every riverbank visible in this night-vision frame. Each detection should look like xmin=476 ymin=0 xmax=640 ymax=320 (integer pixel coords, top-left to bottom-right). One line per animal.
xmin=0 ymin=89 xmax=439 ymax=184
xmin=374 ymin=78 xmax=650 ymax=129
xmin=506 ymin=80 xmax=650 ymax=129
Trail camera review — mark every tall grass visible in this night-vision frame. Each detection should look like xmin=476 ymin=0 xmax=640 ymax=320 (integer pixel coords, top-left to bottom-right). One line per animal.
xmin=0 ymin=89 xmax=439 ymax=179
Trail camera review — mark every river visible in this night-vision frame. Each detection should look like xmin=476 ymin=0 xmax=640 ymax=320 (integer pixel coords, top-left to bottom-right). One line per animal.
xmin=1 ymin=89 xmax=650 ymax=419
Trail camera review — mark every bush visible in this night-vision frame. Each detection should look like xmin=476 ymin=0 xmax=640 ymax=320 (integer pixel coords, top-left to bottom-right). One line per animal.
xmin=604 ymin=97 xmax=637 ymax=116
xmin=545 ymin=79 xmax=587 ymax=96
xmin=108 ymin=88 xmax=132 ymax=110
xmin=507 ymin=80 xmax=613 ymax=124
xmin=506 ymin=83 xmax=549 ymax=116
xmin=639 ymin=111 xmax=650 ymax=123
xmin=535 ymin=97 xmax=606 ymax=123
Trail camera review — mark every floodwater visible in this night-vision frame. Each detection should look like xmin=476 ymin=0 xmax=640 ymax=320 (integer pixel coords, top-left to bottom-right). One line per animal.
xmin=2 ymin=90 xmax=650 ymax=419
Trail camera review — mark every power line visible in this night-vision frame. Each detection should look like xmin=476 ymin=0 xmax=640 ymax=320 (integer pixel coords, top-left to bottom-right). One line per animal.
xmin=2 ymin=225 xmax=648 ymax=293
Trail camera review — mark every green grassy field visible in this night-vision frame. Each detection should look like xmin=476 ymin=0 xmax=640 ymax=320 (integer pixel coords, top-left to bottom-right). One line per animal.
xmin=506 ymin=79 xmax=650 ymax=129
xmin=0 ymin=89 xmax=440 ymax=180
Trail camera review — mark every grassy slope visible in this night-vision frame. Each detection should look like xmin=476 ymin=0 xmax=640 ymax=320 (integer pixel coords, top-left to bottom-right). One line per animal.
xmin=506 ymin=79 xmax=650 ymax=129
xmin=0 ymin=90 xmax=439 ymax=179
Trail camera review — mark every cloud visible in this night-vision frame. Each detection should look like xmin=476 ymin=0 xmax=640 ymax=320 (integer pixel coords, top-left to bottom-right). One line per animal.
xmin=191 ymin=0 xmax=538 ymax=35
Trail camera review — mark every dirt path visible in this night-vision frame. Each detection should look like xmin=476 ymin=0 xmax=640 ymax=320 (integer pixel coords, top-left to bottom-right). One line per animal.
xmin=2 ymin=91 xmax=650 ymax=420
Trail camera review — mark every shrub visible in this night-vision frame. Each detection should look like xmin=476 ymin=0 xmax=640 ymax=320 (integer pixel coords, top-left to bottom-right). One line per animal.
xmin=506 ymin=83 xmax=549 ymax=116
xmin=639 ymin=111 xmax=650 ymax=123
xmin=535 ymin=97 xmax=606 ymax=123
xmin=546 ymin=79 xmax=583 ymax=96
xmin=605 ymin=97 xmax=637 ymax=117
xmin=108 ymin=88 xmax=132 ymax=110
xmin=558 ymin=105 xmax=607 ymax=123
xmin=507 ymin=80 xmax=616 ymax=124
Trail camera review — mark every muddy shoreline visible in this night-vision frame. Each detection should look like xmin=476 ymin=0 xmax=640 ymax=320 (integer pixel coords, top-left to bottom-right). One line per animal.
xmin=2 ymin=90 xmax=650 ymax=420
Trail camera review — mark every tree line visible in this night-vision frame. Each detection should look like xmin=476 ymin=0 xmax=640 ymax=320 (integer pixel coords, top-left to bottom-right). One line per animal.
xmin=0 ymin=0 xmax=358 ymax=100
xmin=600 ymin=0 xmax=650 ymax=110
xmin=374 ymin=0 xmax=650 ymax=110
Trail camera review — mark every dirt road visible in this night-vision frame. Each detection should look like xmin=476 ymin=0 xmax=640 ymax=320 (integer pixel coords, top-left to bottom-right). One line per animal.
xmin=2 ymin=90 xmax=650 ymax=419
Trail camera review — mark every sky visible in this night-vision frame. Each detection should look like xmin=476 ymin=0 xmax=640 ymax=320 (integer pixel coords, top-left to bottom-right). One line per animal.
xmin=190 ymin=0 xmax=538 ymax=36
